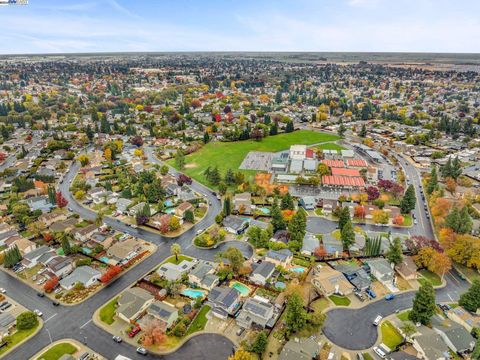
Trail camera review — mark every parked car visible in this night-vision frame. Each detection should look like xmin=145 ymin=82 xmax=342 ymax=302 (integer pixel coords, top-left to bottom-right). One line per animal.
xmin=33 ymin=309 xmax=43 ymax=317
xmin=385 ymin=294 xmax=395 ymax=301
xmin=128 ymin=326 xmax=141 ymax=338
xmin=373 ymin=346 xmax=386 ymax=358
xmin=366 ymin=288 xmax=376 ymax=299
xmin=52 ymin=301 xmax=60 ymax=306
xmin=37 ymin=292 xmax=45 ymax=298
xmin=136 ymin=347 xmax=148 ymax=356
xmin=0 ymin=288 xmax=5 ymax=294
xmin=373 ymin=315 xmax=383 ymax=326
xmin=112 ymin=336 xmax=122 ymax=343
xmin=78 ymin=352 xmax=90 ymax=360
xmin=354 ymin=291 xmax=365 ymax=301
xmin=236 ymin=328 xmax=245 ymax=336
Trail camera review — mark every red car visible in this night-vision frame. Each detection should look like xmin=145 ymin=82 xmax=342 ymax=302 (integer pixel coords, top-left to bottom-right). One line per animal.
xmin=128 ymin=326 xmax=141 ymax=338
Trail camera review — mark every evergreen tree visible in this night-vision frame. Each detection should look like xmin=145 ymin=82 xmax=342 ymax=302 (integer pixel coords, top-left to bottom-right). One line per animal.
xmin=341 ymin=219 xmax=355 ymax=251
xmin=203 ymin=131 xmax=210 ymax=144
xmin=281 ymin=192 xmax=294 ymax=210
xmin=359 ymin=124 xmax=367 ymax=137
xmin=269 ymin=123 xmax=278 ymax=135
xmin=209 ymin=167 xmax=221 ymax=185
xmin=459 ymin=280 xmax=480 ymax=312
xmin=386 ymin=237 xmax=403 ymax=265
xmin=223 ymin=196 xmax=231 ymax=216
xmin=85 ymin=125 xmax=94 ymax=141
xmin=285 ymin=292 xmax=307 ymax=335
xmin=224 ymin=169 xmax=235 ymax=185
xmin=338 ymin=207 xmax=351 ymax=231
xmin=426 ymin=166 xmax=438 ymax=195
xmin=458 ymin=206 xmax=473 ymax=234
xmin=175 ymin=149 xmax=185 ymax=170
xmin=285 ymin=121 xmax=294 ymax=133
xmin=400 ymin=185 xmax=416 ymax=214
xmin=142 ymin=202 xmax=151 ymax=217
xmin=184 ymin=209 xmax=195 ymax=223
xmin=271 ymin=200 xmax=286 ymax=232
xmin=288 ymin=209 xmax=307 ymax=243
xmin=62 ymin=237 xmax=72 ymax=256
xmin=47 ymin=185 xmax=56 ymax=204
xmin=409 ymin=282 xmax=436 ymax=325
xmin=251 ymin=332 xmax=268 ymax=355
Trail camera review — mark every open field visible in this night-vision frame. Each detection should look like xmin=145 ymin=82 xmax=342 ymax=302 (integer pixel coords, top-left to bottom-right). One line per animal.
xmin=167 ymin=130 xmax=341 ymax=187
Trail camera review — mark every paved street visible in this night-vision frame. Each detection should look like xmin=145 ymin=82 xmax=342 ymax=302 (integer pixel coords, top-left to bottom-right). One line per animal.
xmin=323 ymin=269 xmax=470 ymax=350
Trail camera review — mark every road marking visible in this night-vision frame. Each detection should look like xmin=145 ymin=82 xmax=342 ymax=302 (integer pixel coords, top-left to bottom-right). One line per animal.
xmin=80 ymin=319 xmax=92 ymax=329
xmin=447 ymin=293 xmax=454 ymax=302
xmin=44 ymin=313 xmax=57 ymax=323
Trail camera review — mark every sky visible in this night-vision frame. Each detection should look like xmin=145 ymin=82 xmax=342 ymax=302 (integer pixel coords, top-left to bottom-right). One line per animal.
xmin=0 ymin=0 xmax=479 ymax=54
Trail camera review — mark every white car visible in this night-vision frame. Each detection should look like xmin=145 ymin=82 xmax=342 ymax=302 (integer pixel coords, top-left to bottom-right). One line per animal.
xmin=373 ymin=346 xmax=386 ymax=358
xmin=0 ymin=288 xmax=5 ymax=294
xmin=373 ymin=315 xmax=383 ymax=326
xmin=33 ymin=309 xmax=43 ymax=317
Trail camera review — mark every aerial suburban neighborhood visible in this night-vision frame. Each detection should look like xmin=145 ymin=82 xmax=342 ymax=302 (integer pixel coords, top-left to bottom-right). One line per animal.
xmin=1 ymin=2 xmax=480 ymax=360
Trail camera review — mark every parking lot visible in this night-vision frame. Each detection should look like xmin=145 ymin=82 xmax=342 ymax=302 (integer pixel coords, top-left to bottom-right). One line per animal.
xmin=239 ymin=151 xmax=275 ymax=171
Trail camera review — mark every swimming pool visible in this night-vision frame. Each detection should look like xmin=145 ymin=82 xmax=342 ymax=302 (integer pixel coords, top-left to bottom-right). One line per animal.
xmin=230 ymin=281 xmax=251 ymax=296
xmin=257 ymin=207 xmax=270 ymax=215
xmin=99 ymin=256 xmax=110 ymax=263
xmin=165 ymin=208 xmax=175 ymax=214
xmin=164 ymin=200 xmax=174 ymax=207
xmin=181 ymin=288 xmax=206 ymax=299
xmin=290 ymin=267 xmax=306 ymax=273
xmin=82 ymin=247 xmax=92 ymax=254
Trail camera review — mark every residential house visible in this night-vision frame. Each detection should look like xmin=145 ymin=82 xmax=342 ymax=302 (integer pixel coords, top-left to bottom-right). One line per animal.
xmin=145 ymin=301 xmax=179 ymax=329
xmin=333 ymin=263 xmax=372 ymax=291
xmin=447 ymin=307 xmax=480 ymax=332
xmin=38 ymin=212 xmax=67 ymax=227
xmin=321 ymin=234 xmax=343 ymax=256
xmin=156 ymin=259 xmax=196 ymax=281
xmin=116 ymin=198 xmax=133 ymax=214
xmin=49 ymin=218 xmax=78 ymax=233
xmin=0 ymin=313 xmax=16 ymax=340
xmin=264 ymin=249 xmax=293 ymax=268
xmin=233 ymin=193 xmax=253 ymax=214
xmin=236 ymin=297 xmax=277 ymax=329
xmin=395 ymin=256 xmax=418 ymax=280
xmin=279 ymin=337 xmax=320 ymax=360
xmin=106 ymin=237 xmax=142 ymax=265
xmin=270 ymin=230 xmax=289 ymax=244
xmin=0 ymin=229 xmax=20 ymax=247
xmin=25 ymin=195 xmax=54 ymax=213
xmin=301 ymin=233 xmax=319 ymax=256
xmin=432 ymin=317 xmax=476 ymax=355
xmin=188 ymin=261 xmax=219 ymax=290
xmin=117 ymin=287 xmax=155 ymax=323
xmin=311 ymin=265 xmax=354 ymax=296
xmin=71 ymin=224 xmax=99 ymax=243
xmin=322 ymin=199 xmax=338 ymax=215
xmin=413 ymin=330 xmax=450 ymax=360
xmin=207 ymin=286 xmax=242 ymax=319
xmin=128 ymin=202 xmax=147 ymax=217
xmin=175 ymin=202 xmax=194 ymax=218
xmin=366 ymin=258 xmax=395 ymax=289
xmin=5 ymin=236 xmax=35 ymax=255
xmin=250 ymin=261 xmax=276 ymax=286
xmin=59 ymin=266 xmax=101 ymax=290
xmin=21 ymin=245 xmax=54 ymax=268
xmin=223 ymin=215 xmax=249 ymax=234
xmin=45 ymin=256 xmax=75 ymax=278
xmin=298 ymin=196 xmax=316 ymax=210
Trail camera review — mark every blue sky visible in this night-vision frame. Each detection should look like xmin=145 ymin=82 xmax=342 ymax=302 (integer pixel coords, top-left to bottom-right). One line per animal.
xmin=0 ymin=0 xmax=479 ymax=54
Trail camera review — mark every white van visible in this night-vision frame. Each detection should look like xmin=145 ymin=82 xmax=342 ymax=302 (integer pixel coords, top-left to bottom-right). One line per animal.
xmin=373 ymin=315 xmax=382 ymax=326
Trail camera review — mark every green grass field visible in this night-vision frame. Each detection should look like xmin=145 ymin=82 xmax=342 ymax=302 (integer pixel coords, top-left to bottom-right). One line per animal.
xmin=185 ymin=305 xmax=211 ymax=336
xmin=99 ymin=297 xmax=118 ymax=325
xmin=37 ymin=343 xmax=77 ymax=360
xmin=162 ymin=255 xmax=193 ymax=265
xmin=0 ymin=323 xmax=40 ymax=357
xmin=396 ymin=310 xmax=411 ymax=322
xmin=167 ymin=130 xmax=341 ymax=187
xmin=380 ymin=321 xmax=403 ymax=350
xmin=418 ymin=269 xmax=442 ymax=286
xmin=328 ymin=294 xmax=351 ymax=306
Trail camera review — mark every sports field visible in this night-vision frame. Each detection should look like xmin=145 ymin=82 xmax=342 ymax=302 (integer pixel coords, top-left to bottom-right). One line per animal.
xmin=167 ymin=130 xmax=342 ymax=187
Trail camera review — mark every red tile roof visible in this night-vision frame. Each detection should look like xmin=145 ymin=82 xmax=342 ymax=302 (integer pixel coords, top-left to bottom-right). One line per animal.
xmin=321 ymin=176 xmax=365 ymax=187
xmin=321 ymin=159 xmax=345 ymax=168
xmin=347 ymin=159 xmax=368 ymax=167
xmin=306 ymin=149 xmax=315 ymax=158
xmin=331 ymin=168 xmax=361 ymax=177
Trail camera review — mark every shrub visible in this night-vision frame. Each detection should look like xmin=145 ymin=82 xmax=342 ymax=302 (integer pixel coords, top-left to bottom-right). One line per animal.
xmin=16 ymin=311 xmax=39 ymax=330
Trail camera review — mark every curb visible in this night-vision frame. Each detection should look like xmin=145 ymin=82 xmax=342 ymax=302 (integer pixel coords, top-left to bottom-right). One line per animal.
xmin=0 ymin=318 xmax=43 ymax=358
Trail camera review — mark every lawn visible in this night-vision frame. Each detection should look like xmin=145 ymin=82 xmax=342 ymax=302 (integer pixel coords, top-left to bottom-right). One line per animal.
xmin=99 ymin=297 xmax=118 ymax=325
xmin=185 ymin=305 xmax=211 ymax=336
xmin=363 ymin=353 xmax=374 ymax=360
xmin=396 ymin=310 xmax=411 ymax=322
xmin=167 ymin=130 xmax=341 ymax=187
xmin=380 ymin=321 xmax=403 ymax=350
xmin=402 ymin=214 xmax=412 ymax=226
xmin=328 ymin=294 xmax=351 ymax=306
xmin=162 ymin=255 xmax=193 ymax=266
xmin=454 ymin=263 xmax=480 ymax=283
xmin=0 ymin=323 xmax=40 ymax=356
xmin=418 ymin=269 xmax=442 ymax=286
xmin=37 ymin=342 xmax=77 ymax=360
xmin=310 ymin=298 xmax=330 ymax=313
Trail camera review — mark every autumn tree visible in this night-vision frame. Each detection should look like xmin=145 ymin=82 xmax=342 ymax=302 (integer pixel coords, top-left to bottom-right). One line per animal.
xmin=414 ymin=247 xmax=436 ymax=269
xmin=228 ymin=349 xmax=256 ymax=360
xmin=446 ymin=234 xmax=480 ymax=269
xmin=55 ymin=192 xmax=68 ymax=208
xmin=44 ymin=277 xmax=59 ymax=293
xmin=372 ymin=209 xmax=389 ymax=224
xmin=445 ymin=177 xmax=457 ymax=195
xmin=354 ymin=205 xmax=366 ymax=219
xmin=366 ymin=186 xmax=380 ymax=201
xmin=429 ymin=252 xmax=451 ymax=280
xmin=170 ymin=244 xmax=181 ymax=263
xmin=141 ymin=317 xmax=166 ymax=346
xmin=100 ymin=265 xmax=122 ymax=283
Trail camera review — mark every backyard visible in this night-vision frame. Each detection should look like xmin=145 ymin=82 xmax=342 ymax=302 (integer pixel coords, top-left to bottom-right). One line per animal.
xmin=185 ymin=305 xmax=211 ymax=336
xmin=36 ymin=342 xmax=77 ymax=360
xmin=380 ymin=321 xmax=403 ymax=350
xmin=167 ymin=130 xmax=341 ymax=186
